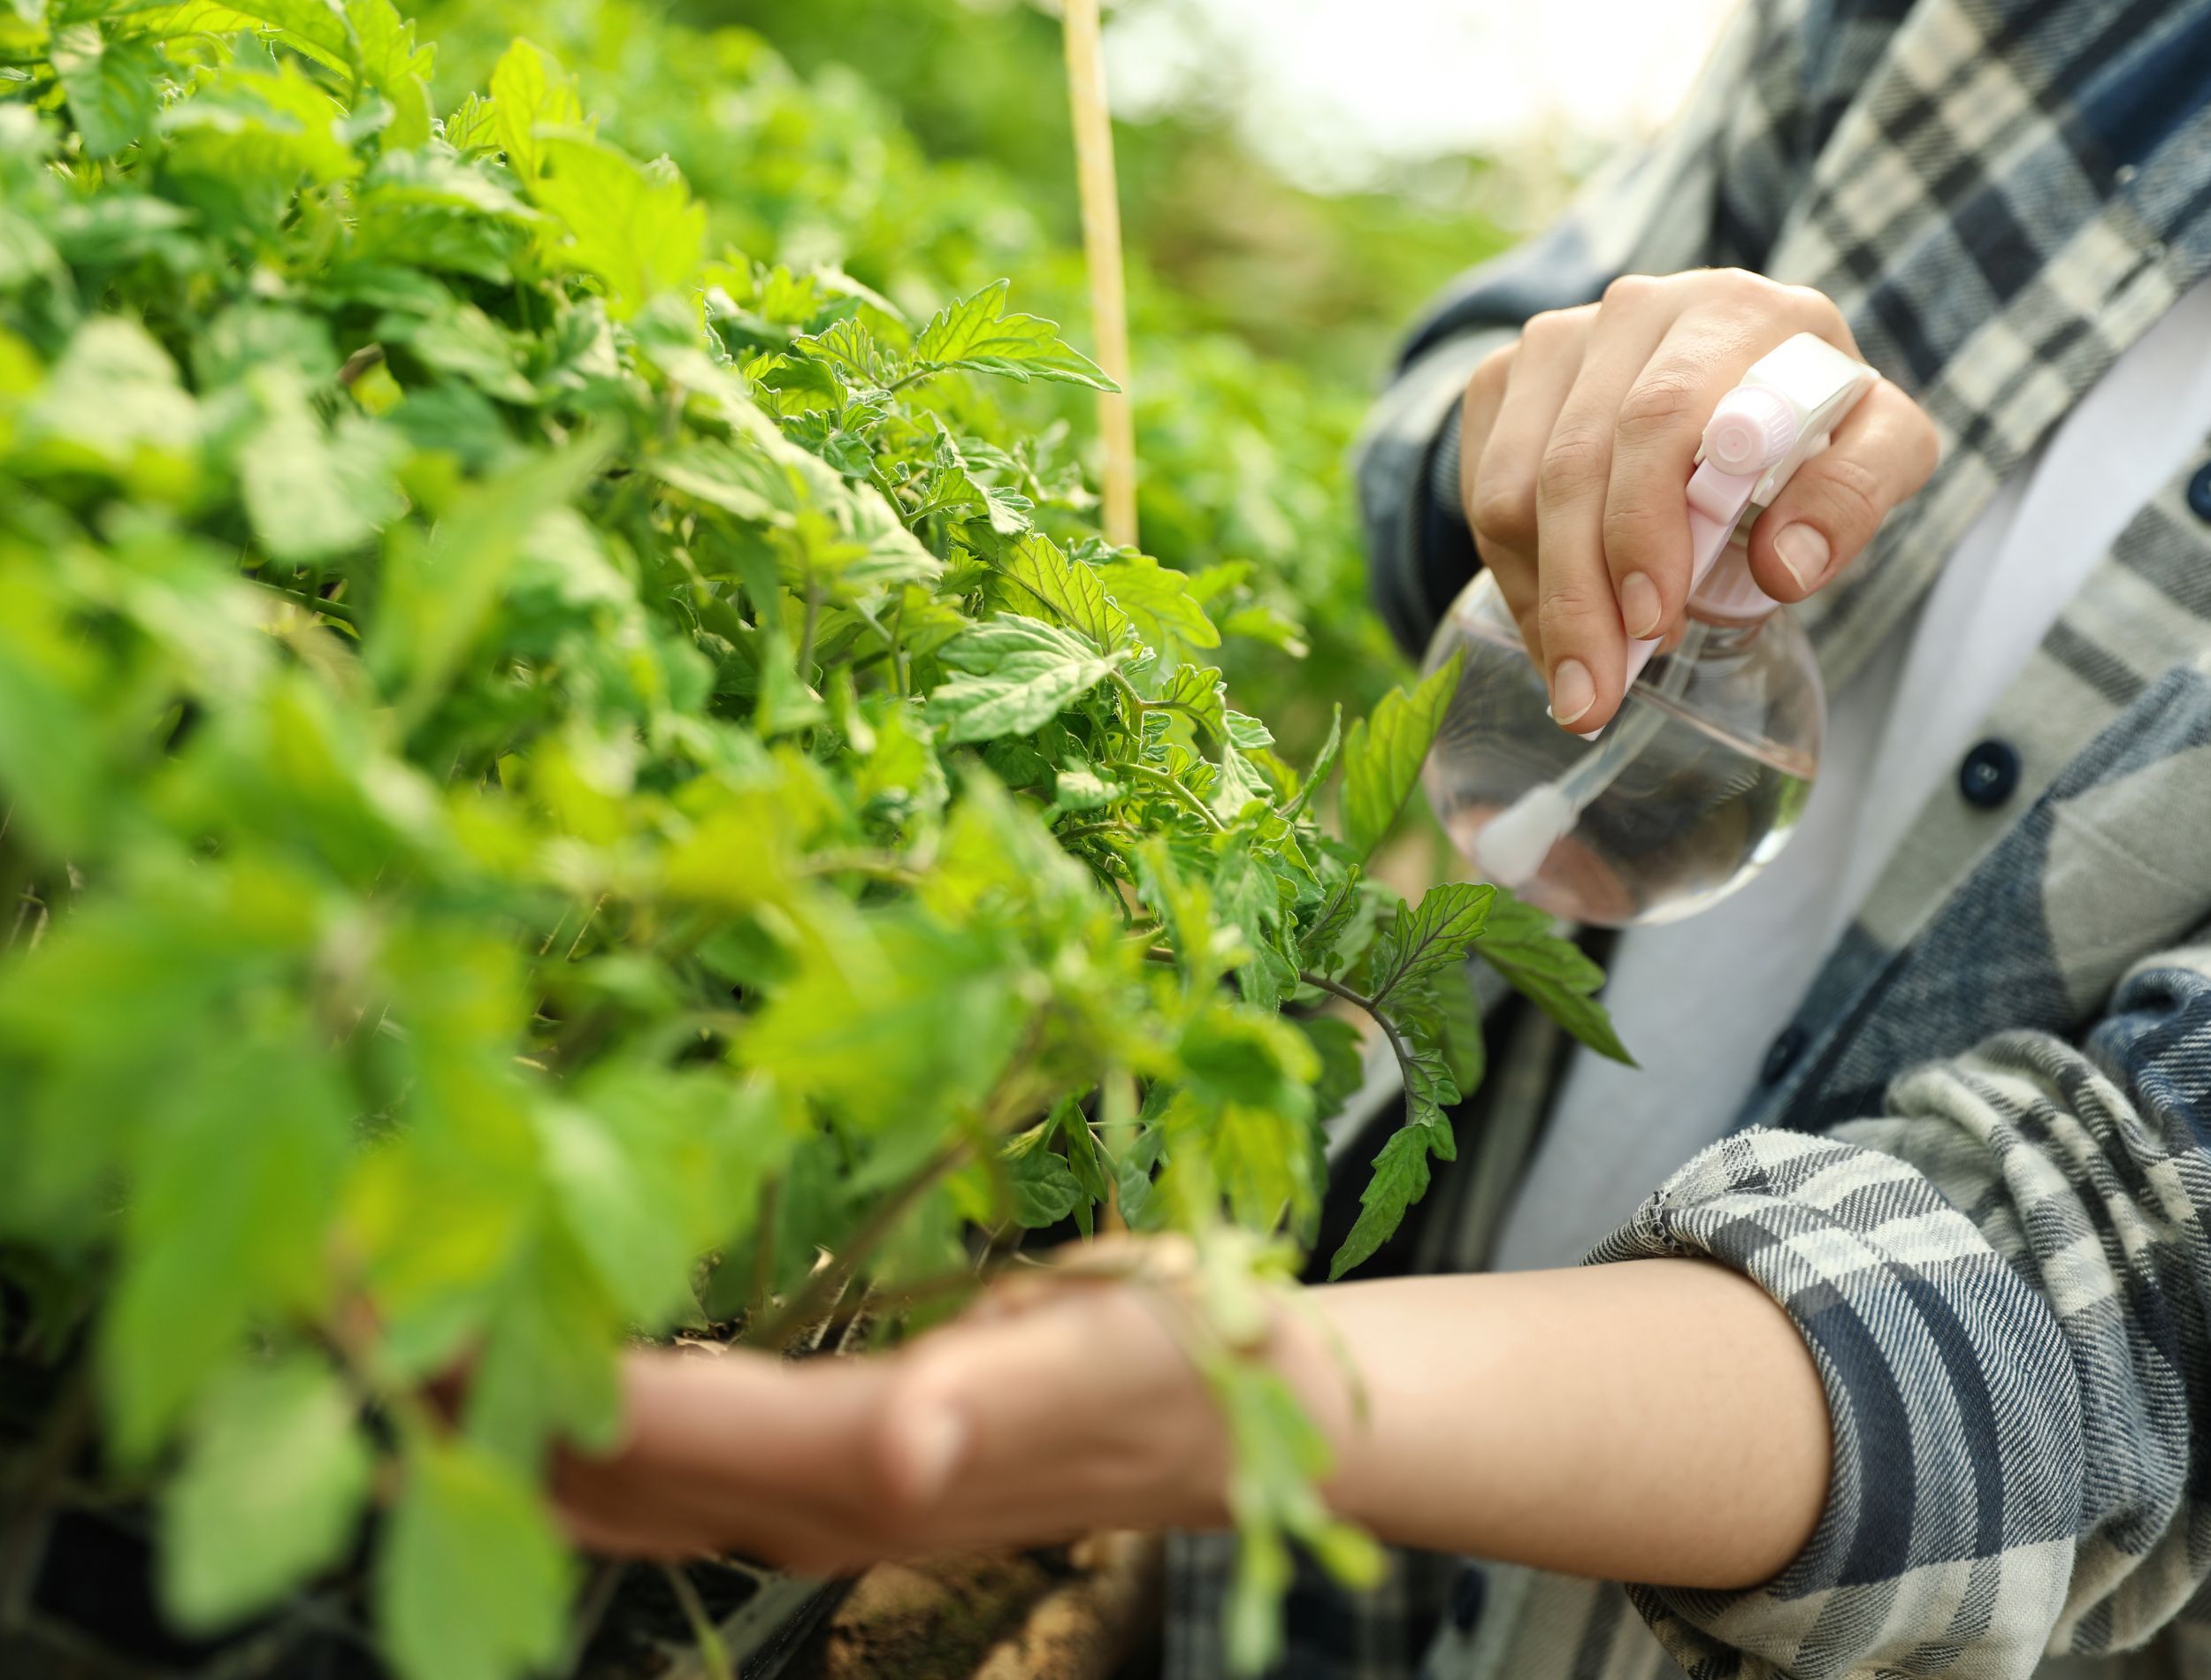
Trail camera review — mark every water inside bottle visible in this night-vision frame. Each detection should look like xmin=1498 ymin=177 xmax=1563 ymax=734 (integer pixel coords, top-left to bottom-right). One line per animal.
xmin=1423 ymin=601 xmax=1816 ymax=927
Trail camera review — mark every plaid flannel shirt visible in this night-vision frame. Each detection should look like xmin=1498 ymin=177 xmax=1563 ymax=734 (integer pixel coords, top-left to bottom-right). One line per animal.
xmin=1165 ymin=1 xmax=2211 ymax=1676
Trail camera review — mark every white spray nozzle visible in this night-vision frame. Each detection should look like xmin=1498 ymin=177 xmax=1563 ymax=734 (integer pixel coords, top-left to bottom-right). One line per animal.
xmin=1703 ymin=384 xmax=1797 ymax=476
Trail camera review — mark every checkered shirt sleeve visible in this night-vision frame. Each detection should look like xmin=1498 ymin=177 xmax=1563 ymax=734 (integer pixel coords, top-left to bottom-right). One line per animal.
xmin=1589 ymin=943 xmax=2211 ymax=1677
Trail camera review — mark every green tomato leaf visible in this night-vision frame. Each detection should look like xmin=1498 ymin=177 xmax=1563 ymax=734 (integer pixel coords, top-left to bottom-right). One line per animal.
xmin=1136 ymin=661 xmax=1227 ymax=745
xmin=530 ymin=134 xmax=705 ymax=317
xmin=346 ymin=0 xmax=436 ymax=148
xmin=985 ymin=530 xmax=1128 ymax=653
xmin=1097 ymin=552 xmax=1220 ymax=653
xmin=1475 ymin=893 xmax=1634 ymax=1064
xmin=1279 ymin=704 xmax=1343 ymax=821
xmin=103 ymin=1035 xmax=352 ymax=1463
xmin=19 ymin=316 xmax=200 ymax=477
xmin=1002 ymin=1127 xmax=1082 ymax=1228
xmin=1337 ymin=650 xmax=1463 ymax=862
xmin=1327 ymin=1121 xmax=1441 ymax=1280
xmin=1363 ymin=882 xmax=1494 ymax=1005
xmin=163 ymin=1357 xmax=372 ymax=1631
xmin=487 ymin=37 xmax=582 ymax=180
xmin=924 ymin=613 xmax=1128 ymax=744
xmin=463 ymin=1220 xmax=625 ymax=1464
xmin=378 ymin=1437 xmax=571 ymax=1680
xmin=238 ymin=371 xmax=405 ymax=561
xmin=208 ymin=0 xmax=356 ymax=68
xmin=913 ymin=279 xmax=1115 ymax=389
xmin=51 ymin=27 xmax=164 ymax=159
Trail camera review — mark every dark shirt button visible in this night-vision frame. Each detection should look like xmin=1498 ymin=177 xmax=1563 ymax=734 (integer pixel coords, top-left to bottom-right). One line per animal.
xmin=1761 ymin=1025 xmax=1808 ymax=1086
xmin=1958 ymin=738 xmax=2022 ymax=809
xmin=1450 ymin=1564 xmax=1487 ymax=1634
xmin=2188 ymin=461 xmax=2211 ymax=523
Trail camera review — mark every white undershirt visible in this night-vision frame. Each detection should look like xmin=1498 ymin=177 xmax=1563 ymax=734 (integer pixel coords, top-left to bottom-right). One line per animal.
xmin=1492 ymin=276 xmax=2211 ymax=1274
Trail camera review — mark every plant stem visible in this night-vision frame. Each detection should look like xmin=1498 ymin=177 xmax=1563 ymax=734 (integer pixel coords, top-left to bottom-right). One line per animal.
xmin=746 ymin=1175 xmax=780 ymax=1331
xmin=662 ymin=1565 xmax=733 ymax=1680
xmin=743 ymin=1141 xmax=969 ymax=1352
xmin=814 ymin=1260 xmax=1000 ymax=1341
xmin=259 ymin=582 xmax=358 ymax=625
xmin=799 ymin=849 xmax=922 ymax=885
xmin=1055 ymin=819 xmax=1136 ymax=845
xmin=561 ymin=1561 xmax=629 ymax=1680
xmin=795 ymin=577 xmax=822 ymax=682
xmin=1299 ymin=969 xmax=1422 ymax=1097
xmin=1061 ymin=0 xmax=1138 ymax=547
xmin=1113 ymin=760 xmax=1225 ymax=833
xmin=0 ymin=1362 xmax=91 ymax=1628
xmin=337 ymin=342 xmax=386 ymax=387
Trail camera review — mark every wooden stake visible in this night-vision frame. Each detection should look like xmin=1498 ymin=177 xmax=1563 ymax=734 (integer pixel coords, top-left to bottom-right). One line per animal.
xmin=1060 ymin=0 xmax=1139 ymax=550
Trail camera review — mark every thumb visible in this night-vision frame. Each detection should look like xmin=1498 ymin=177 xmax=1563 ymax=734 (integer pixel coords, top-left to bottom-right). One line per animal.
xmin=1745 ymin=377 xmax=1940 ymax=602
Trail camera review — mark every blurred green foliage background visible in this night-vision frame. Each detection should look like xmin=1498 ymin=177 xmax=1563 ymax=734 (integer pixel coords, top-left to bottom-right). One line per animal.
xmin=407 ymin=0 xmax=1517 ymax=758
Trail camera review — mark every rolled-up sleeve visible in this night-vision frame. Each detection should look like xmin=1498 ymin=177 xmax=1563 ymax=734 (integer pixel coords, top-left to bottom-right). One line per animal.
xmin=1591 ymin=949 xmax=2211 ymax=1676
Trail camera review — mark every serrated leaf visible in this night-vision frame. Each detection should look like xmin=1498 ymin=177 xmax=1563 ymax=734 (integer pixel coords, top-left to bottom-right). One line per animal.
xmin=1280 ymin=705 xmax=1342 ymax=821
xmin=378 ymin=1438 xmax=570 ymax=1680
xmin=1139 ymin=661 xmax=1227 ymax=745
xmin=203 ymin=0 xmax=354 ymax=65
xmin=163 ymin=1358 xmax=371 ymax=1631
xmin=1297 ymin=867 xmax=1363 ymax=970
xmin=1296 ymin=1014 xmax=1366 ymax=1121
xmin=987 ymin=530 xmax=1128 ymax=653
xmin=1475 ymin=893 xmax=1634 ymax=1064
xmin=745 ymin=908 xmax=1029 ymax=1129
xmin=487 ymin=36 xmax=580 ymax=180
xmin=103 ymin=1035 xmax=351 ymax=1463
xmin=530 ymin=134 xmax=704 ymax=317
xmin=1328 ymin=1122 xmax=1441 ymax=1280
xmin=462 ymin=1222 xmax=624 ymax=1464
xmin=1338 ymin=650 xmax=1463 ymax=861
xmin=1212 ymin=833 xmax=1297 ymax=1010
xmin=1364 ymin=882 xmax=1493 ymax=1004
xmin=20 ymin=316 xmax=199 ymax=472
xmin=368 ymin=437 xmax=608 ymax=729
xmin=1098 ymin=552 xmax=1220 ymax=653
xmin=913 ymin=279 xmax=1115 ymax=389
xmin=1431 ymin=962 xmax=1486 ymax=1094
xmin=1052 ymin=762 xmax=1121 ymax=813
xmin=1003 ymin=1127 xmax=1082 ymax=1228
xmin=346 ymin=0 xmax=434 ymax=147
xmin=51 ymin=27 xmax=163 ymax=159
xmin=239 ymin=372 xmax=404 ymax=561
xmin=924 ymin=613 xmax=1128 ymax=744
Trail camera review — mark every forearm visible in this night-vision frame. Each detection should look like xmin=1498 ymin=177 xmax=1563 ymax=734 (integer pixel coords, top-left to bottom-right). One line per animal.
xmin=1281 ymin=1260 xmax=1831 ymax=1588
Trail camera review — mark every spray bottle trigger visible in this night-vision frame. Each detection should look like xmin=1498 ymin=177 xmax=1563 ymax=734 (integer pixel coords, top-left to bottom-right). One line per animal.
xmin=1589 ymin=463 xmax=1759 ymax=733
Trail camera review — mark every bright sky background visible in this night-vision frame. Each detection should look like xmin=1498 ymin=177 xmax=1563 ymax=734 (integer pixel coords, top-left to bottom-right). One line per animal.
xmin=1100 ymin=0 xmax=1741 ymax=192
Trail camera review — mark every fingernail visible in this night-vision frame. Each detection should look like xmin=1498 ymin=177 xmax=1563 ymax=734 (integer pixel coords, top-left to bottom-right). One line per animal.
xmin=1618 ymin=572 xmax=1662 ymax=639
xmin=1547 ymin=659 xmax=1595 ymax=727
xmin=1775 ymin=523 xmax=1831 ymax=592
xmin=898 ymin=1406 xmax=966 ymax=1505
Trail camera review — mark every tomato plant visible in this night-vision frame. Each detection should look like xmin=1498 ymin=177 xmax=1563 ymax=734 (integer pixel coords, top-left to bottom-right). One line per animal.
xmin=0 ymin=5 xmax=1618 ymax=1678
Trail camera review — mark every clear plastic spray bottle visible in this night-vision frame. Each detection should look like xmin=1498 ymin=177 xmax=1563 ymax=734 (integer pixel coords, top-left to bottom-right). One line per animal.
xmin=1419 ymin=333 xmax=1878 ymax=927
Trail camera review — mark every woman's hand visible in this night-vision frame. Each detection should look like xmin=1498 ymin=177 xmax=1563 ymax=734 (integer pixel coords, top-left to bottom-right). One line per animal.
xmin=1461 ymin=269 xmax=1939 ymax=732
xmin=550 ymin=1255 xmax=1334 ymax=1573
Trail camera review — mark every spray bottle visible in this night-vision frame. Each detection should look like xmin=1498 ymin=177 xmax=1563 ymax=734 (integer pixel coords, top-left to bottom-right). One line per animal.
xmin=1420 ymin=332 xmax=1878 ymax=926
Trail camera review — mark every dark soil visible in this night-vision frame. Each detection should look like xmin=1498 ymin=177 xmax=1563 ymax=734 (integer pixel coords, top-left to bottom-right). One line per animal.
xmin=788 ymin=1538 xmax=1161 ymax=1680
